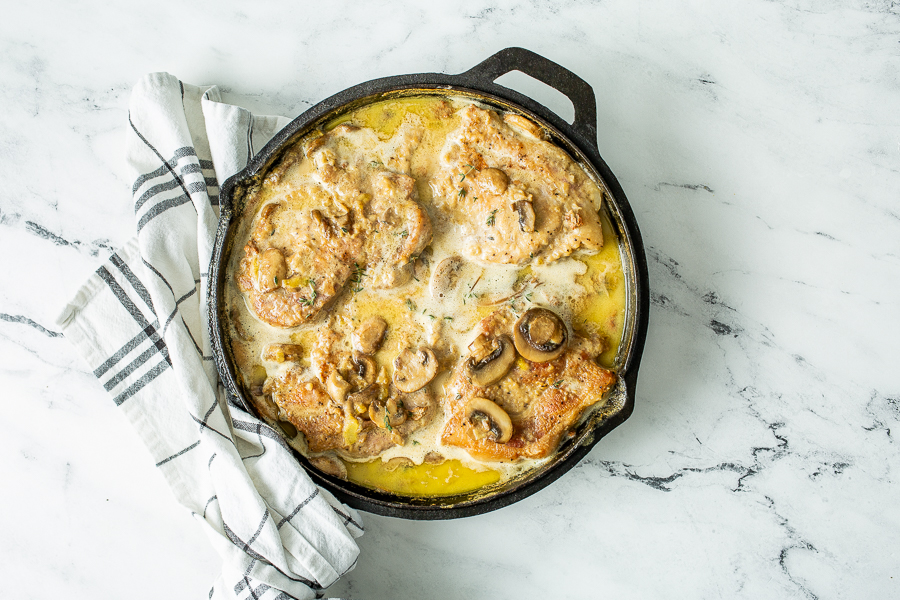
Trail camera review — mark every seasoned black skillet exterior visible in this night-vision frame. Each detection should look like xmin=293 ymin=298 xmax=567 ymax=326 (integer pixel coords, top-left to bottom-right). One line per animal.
xmin=209 ymin=48 xmax=649 ymax=519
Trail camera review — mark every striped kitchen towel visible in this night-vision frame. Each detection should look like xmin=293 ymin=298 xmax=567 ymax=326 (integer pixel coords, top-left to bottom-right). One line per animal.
xmin=56 ymin=73 xmax=363 ymax=600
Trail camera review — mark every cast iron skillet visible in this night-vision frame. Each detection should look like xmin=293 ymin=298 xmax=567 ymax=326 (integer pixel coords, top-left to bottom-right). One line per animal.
xmin=209 ymin=47 xmax=650 ymax=520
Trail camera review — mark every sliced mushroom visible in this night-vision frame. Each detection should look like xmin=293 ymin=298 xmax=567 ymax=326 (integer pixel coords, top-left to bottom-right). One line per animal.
xmin=479 ymin=167 xmax=509 ymax=195
xmin=383 ymin=457 xmax=414 ymax=472
xmin=399 ymin=386 xmax=436 ymax=422
xmin=353 ymin=316 xmax=387 ymax=354
xmin=513 ymin=200 xmax=536 ymax=233
xmin=465 ymin=397 xmax=513 ymax=444
xmin=309 ymin=455 xmax=347 ymax=480
xmin=423 ymin=452 xmax=445 ymax=465
xmin=386 ymin=397 xmax=407 ymax=426
xmin=256 ymin=247 xmax=287 ymax=292
xmin=430 ymin=256 xmax=463 ymax=299
xmin=346 ymin=353 xmax=377 ymax=389
xmin=513 ymin=307 xmax=568 ymax=362
xmin=503 ymin=114 xmax=546 ymax=140
xmin=393 ymin=347 xmax=438 ymax=393
xmin=465 ymin=334 xmax=516 ymax=387
xmin=257 ymin=203 xmax=280 ymax=238
xmin=262 ymin=343 xmax=303 ymax=363
xmin=369 ymin=398 xmax=407 ymax=429
xmin=277 ymin=420 xmax=298 ymax=438
xmin=326 ymin=371 xmax=352 ymax=404
xmin=347 ymin=385 xmax=379 ymax=418
xmin=248 ymin=365 xmax=268 ymax=396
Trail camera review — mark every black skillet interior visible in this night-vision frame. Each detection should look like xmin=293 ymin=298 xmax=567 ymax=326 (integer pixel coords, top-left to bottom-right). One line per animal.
xmin=209 ymin=47 xmax=650 ymax=519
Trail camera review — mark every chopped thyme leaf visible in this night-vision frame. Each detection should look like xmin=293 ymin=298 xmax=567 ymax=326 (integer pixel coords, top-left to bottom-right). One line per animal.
xmin=443 ymin=316 xmax=453 ymax=321
xmin=406 ymin=298 xmax=416 ymax=311
xmin=459 ymin=164 xmax=476 ymax=182
xmin=486 ymin=209 xmax=497 ymax=227
xmin=340 ymin=226 xmax=348 ymax=233
xmin=384 ymin=412 xmax=392 ymax=432
xmin=553 ymin=380 xmax=563 ymax=388
xmin=273 ymin=276 xmax=278 ymax=286
xmin=457 ymin=188 xmax=467 ymax=199
xmin=412 ymin=440 xmax=420 ymax=445
xmin=351 ymin=263 xmax=365 ymax=293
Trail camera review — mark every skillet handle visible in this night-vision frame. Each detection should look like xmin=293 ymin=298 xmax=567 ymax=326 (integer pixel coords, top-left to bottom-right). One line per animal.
xmin=458 ymin=47 xmax=598 ymax=149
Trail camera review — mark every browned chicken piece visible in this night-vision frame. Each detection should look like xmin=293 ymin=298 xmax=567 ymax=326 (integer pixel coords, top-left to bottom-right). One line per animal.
xmin=440 ymin=308 xmax=616 ymax=461
xmin=237 ymin=234 xmax=359 ymax=327
xmin=283 ymin=322 xmax=440 ymax=458
xmin=236 ymin=184 xmax=371 ymax=327
xmin=266 ymin=370 xmax=346 ymax=453
xmin=430 ymin=105 xmax=606 ymax=265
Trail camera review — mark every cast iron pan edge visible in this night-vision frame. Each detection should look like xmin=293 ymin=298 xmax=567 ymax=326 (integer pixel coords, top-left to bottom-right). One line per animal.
xmin=210 ymin=47 xmax=650 ymax=519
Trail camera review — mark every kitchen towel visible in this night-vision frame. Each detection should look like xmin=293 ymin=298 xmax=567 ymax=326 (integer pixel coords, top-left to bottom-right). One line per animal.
xmin=56 ymin=73 xmax=363 ymax=600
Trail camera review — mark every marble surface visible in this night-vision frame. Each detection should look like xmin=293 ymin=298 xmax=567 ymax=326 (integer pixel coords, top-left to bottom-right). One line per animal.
xmin=3 ymin=1 xmax=899 ymax=598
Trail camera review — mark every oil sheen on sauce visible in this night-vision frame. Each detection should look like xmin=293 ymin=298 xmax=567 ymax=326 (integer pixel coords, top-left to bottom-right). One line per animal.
xmin=226 ymin=96 xmax=627 ymax=496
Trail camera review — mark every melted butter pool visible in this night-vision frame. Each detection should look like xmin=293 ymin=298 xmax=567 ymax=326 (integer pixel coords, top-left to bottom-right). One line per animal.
xmin=345 ymin=458 xmax=501 ymax=496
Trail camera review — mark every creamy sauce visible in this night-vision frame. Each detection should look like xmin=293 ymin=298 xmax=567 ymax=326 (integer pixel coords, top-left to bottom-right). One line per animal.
xmin=226 ymin=96 xmax=627 ymax=496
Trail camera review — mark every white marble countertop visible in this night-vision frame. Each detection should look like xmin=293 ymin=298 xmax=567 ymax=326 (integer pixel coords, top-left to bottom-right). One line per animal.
xmin=3 ymin=1 xmax=899 ymax=598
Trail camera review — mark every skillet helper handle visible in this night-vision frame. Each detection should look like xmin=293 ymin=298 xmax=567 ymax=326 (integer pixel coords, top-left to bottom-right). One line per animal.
xmin=459 ymin=47 xmax=598 ymax=149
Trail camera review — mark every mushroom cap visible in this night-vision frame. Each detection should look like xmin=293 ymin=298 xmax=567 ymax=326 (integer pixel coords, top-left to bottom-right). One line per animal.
xmin=326 ymin=370 xmax=352 ymax=404
xmin=430 ymin=256 xmax=463 ymax=299
xmin=347 ymin=353 xmax=377 ymax=388
xmin=513 ymin=307 xmax=568 ymax=363
xmin=466 ymin=334 xmax=517 ymax=387
xmin=353 ymin=316 xmax=387 ymax=354
xmin=392 ymin=347 xmax=439 ymax=393
xmin=465 ymin=397 xmax=513 ymax=444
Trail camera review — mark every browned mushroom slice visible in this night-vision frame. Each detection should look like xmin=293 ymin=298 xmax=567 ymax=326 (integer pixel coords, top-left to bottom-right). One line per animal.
xmin=430 ymin=256 xmax=464 ymax=299
xmin=326 ymin=371 xmax=352 ymax=404
xmin=513 ymin=200 xmax=536 ymax=233
xmin=346 ymin=353 xmax=377 ymax=389
xmin=369 ymin=397 xmax=407 ymax=429
xmin=465 ymin=397 xmax=513 ymax=444
xmin=423 ymin=452 xmax=445 ymax=465
xmin=465 ymin=334 xmax=516 ymax=387
xmin=503 ymin=114 xmax=546 ymax=140
xmin=347 ymin=385 xmax=379 ymax=417
xmin=393 ymin=347 xmax=439 ymax=393
xmin=353 ymin=316 xmax=387 ymax=354
xmin=383 ymin=457 xmax=414 ymax=471
xmin=262 ymin=343 xmax=304 ymax=363
xmin=248 ymin=365 xmax=268 ymax=396
xmin=513 ymin=307 xmax=568 ymax=362
xmin=309 ymin=455 xmax=348 ymax=479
